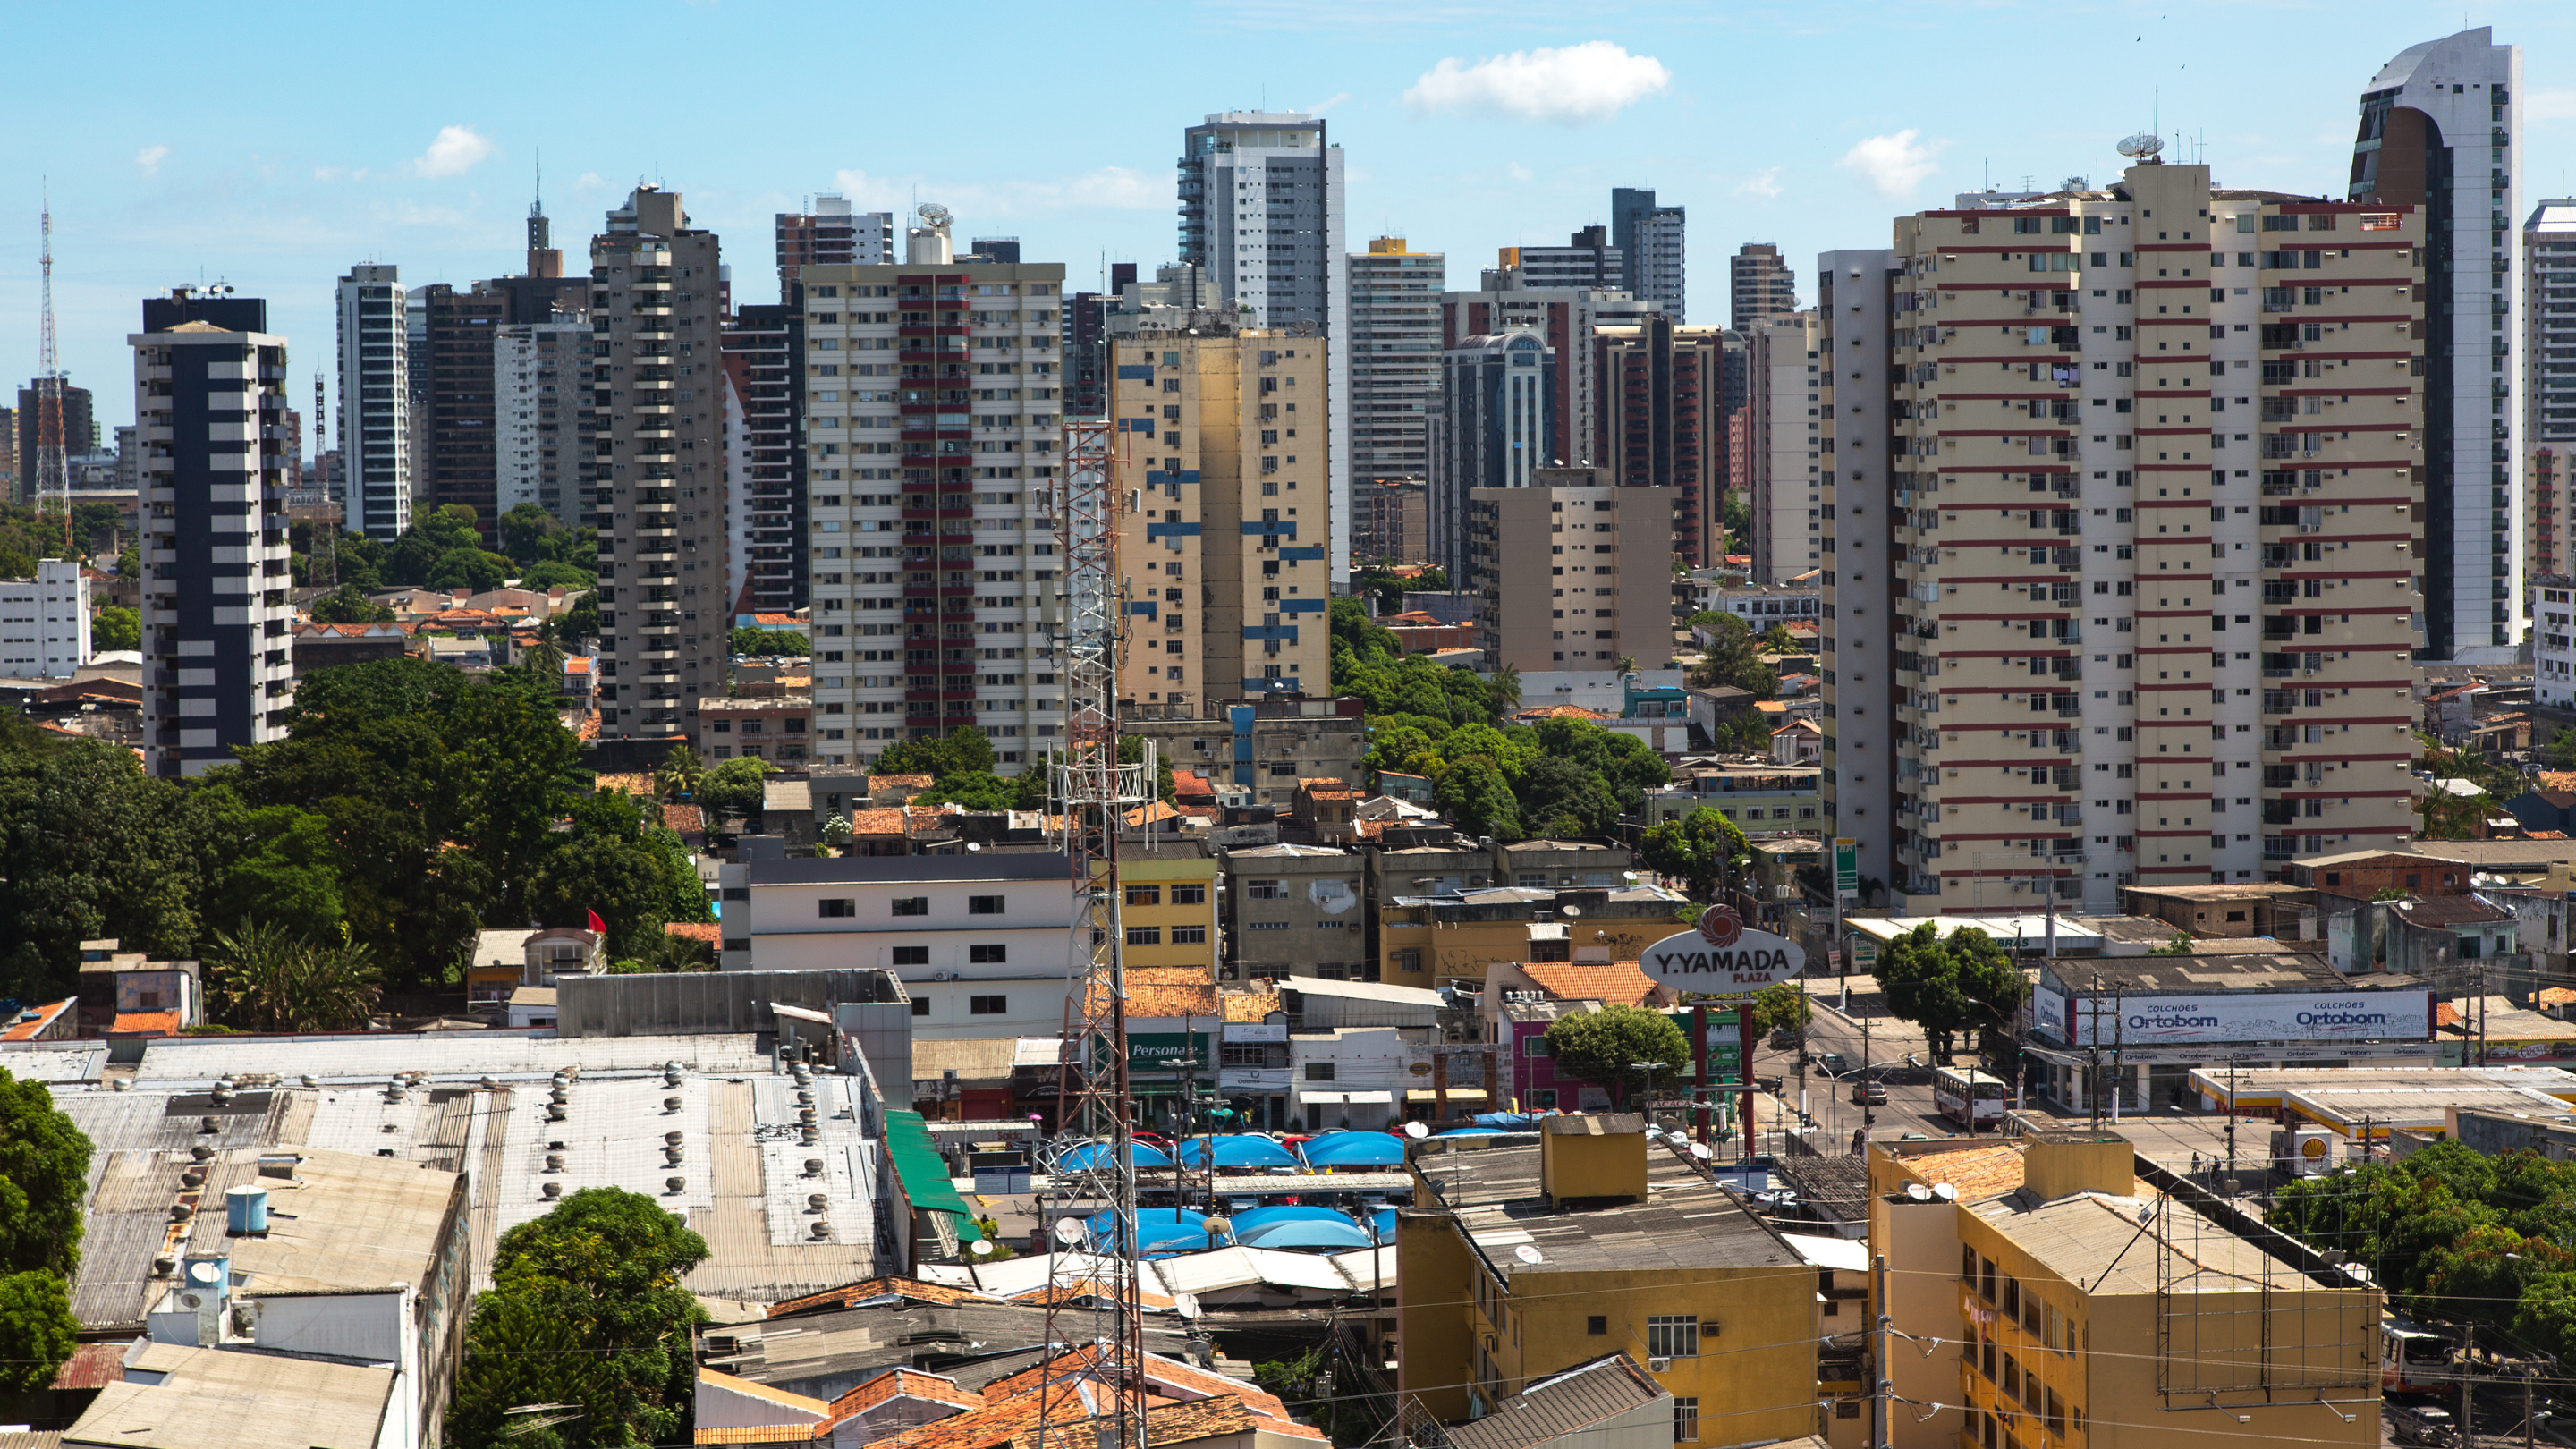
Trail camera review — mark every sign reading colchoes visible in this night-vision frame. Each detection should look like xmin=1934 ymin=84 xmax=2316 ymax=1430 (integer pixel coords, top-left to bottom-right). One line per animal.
xmin=1638 ymin=904 xmax=1809 ymax=1002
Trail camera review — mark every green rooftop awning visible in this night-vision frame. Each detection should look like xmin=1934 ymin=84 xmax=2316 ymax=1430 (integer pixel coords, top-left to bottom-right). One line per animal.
xmin=883 ymin=1109 xmax=979 ymax=1241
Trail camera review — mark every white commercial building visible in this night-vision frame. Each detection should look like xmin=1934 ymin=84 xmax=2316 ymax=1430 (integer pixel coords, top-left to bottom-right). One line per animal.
xmin=1179 ymin=112 xmax=1349 ymax=581
xmin=493 ymin=318 xmax=589 ymax=527
xmin=718 ymin=850 xmax=1075 ymax=1039
xmin=1749 ymin=309 xmax=1821 ymax=581
xmin=2350 ymin=28 xmax=2522 ymax=660
xmin=1344 ymin=238 xmax=1444 ymax=492
xmin=0 ymin=557 xmax=89 ymax=677
xmin=2523 ymin=199 xmax=2576 ymax=620
xmin=334 ymin=264 xmax=410 ymax=541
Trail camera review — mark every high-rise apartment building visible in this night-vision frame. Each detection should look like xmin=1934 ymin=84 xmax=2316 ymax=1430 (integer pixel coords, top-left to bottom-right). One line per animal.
xmin=797 ymin=206 xmax=1067 ymax=772
xmin=1345 ymin=238 xmax=1445 ymax=496
xmin=2349 ymin=27 xmax=2521 ymax=659
xmin=1494 ymin=227 xmax=1623 ymax=294
xmin=1591 ymin=318 xmax=1723 ymax=567
xmin=1111 ymin=328 xmax=1332 ymax=716
xmin=721 ymin=302 xmax=806 ymax=613
xmin=1730 ymin=244 xmax=1799 ymax=333
xmin=1468 ymin=465 xmax=1670 ymax=673
xmin=1063 ymin=262 xmax=1136 ymax=419
xmin=1748 ymin=311 xmax=1821 ymax=581
xmin=1177 ymin=112 xmax=1348 ymax=580
xmin=1822 ymin=163 xmax=2428 ymax=912
xmin=1440 ymin=284 xmax=1654 ymax=475
xmin=776 ymin=196 xmax=894 ymax=298
xmin=1352 ymin=479 xmax=1428 ymax=565
xmin=589 ymin=187 xmax=730 ymax=740
xmin=1429 ymin=330 xmax=1555 ymax=579
xmin=1611 ymin=189 xmax=1687 ymax=322
xmin=334 ymin=266 xmax=410 ymax=540
xmin=494 ymin=318 xmax=590 ymax=527
xmin=131 ymin=288 xmax=296 ymax=778
xmin=14 ymin=380 xmax=94 ymax=507
xmin=2526 ymin=200 xmax=2576 ymax=590
xmin=0 ymin=407 xmax=13 ymax=500
xmin=0 ymin=559 xmax=90 ymax=677
xmin=418 ymin=284 xmax=507 ymax=538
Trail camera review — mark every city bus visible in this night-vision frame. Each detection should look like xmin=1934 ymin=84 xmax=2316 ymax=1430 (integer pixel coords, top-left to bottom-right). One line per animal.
xmin=1932 ymin=1067 xmax=2007 ymax=1130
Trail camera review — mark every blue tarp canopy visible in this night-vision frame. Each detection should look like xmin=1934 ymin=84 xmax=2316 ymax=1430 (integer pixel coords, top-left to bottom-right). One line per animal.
xmin=1176 ymin=1134 xmax=1301 ymax=1168
xmin=1229 ymin=1205 xmax=1355 ymax=1235
xmin=1470 ymin=1112 xmax=1559 ymax=1130
xmin=1087 ymin=1207 xmax=1231 ymax=1252
xmin=1300 ymin=1132 xmax=1406 ymax=1167
xmin=1055 ymin=1140 xmax=1173 ymax=1171
xmin=1436 ymin=1127 xmax=1504 ymax=1137
xmin=1234 ymin=1216 xmax=1377 ymax=1250
xmin=1368 ymin=1208 xmax=1397 ymax=1242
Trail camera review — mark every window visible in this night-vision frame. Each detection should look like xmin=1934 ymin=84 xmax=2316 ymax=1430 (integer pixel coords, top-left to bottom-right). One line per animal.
xmin=1646 ymin=1316 xmax=1699 ymax=1359
xmin=1673 ymin=1398 xmax=1699 ymax=1442
xmin=1303 ymin=1062 xmax=1336 ymax=1081
xmin=970 ymin=995 xmax=1007 ymax=1015
xmin=1587 ymin=1315 xmax=1607 ymax=1335
xmin=1172 ymin=925 xmax=1208 ymax=945
xmin=1395 ymin=947 xmax=1422 ymax=973
xmin=892 ymin=896 xmax=928 ymax=917
xmin=1171 ymin=883 xmax=1208 ymax=905
xmin=1125 ymin=885 xmax=1163 ymax=906
xmin=968 ymin=894 xmax=1005 ymax=915
xmin=911 ymin=998 xmax=929 ymax=1016
xmin=1247 ymin=879 xmax=1284 ymax=900
xmin=819 ymin=899 xmax=856 ymax=918
xmin=892 ymin=945 xmax=928 ymax=966
xmin=970 ymin=944 xmax=1008 ymax=964
xmin=1125 ymin=926 xmax=1163 ymax=945
xmin=1522 ymin=1036 xmax=1551 ymax=1058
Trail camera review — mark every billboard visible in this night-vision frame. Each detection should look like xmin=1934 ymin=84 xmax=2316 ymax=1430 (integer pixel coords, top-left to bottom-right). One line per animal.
xmin=2027 ymin=987 xmax=2431 ymax=1047
xmin=1640 ymin=904 xmax=1808 ymax=1002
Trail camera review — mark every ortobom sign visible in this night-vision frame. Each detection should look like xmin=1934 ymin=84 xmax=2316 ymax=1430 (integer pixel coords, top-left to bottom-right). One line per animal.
xmin=2029 ymin=987 xmax=2432 ymax=1047
xmin=1639 ymin=905 xmax=1808 ymax=1002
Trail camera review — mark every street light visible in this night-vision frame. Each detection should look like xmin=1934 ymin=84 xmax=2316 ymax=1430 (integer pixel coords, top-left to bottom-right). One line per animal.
xmin=1630 ymin=1060 xmax=1667 ymax=1116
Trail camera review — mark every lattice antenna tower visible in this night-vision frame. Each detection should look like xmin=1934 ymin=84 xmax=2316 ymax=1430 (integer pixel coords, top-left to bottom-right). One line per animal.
xmin=32 ymin=182 xmax=71 ymax=552
xmin=1034 ymin=415 xmax=1157 ymax=1449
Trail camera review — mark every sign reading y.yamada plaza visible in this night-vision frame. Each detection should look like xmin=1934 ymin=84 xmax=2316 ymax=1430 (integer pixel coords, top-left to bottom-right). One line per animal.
xmin=1640 ymin=905 xmax=1807 ymax=1003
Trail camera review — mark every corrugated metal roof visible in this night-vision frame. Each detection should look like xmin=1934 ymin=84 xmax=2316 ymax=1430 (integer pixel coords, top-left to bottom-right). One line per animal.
xmin=1445 ymin=1353 xmax=1666 ymax=1449
xmin=64 ymin=1343 xmax=394 ymax=1449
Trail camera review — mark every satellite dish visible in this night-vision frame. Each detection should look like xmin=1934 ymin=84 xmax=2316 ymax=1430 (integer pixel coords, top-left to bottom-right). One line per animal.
xmin=1932 ymin=1182 xmax=1957 ymax=1202
xmin=1623 ymin=871 xmax=1640 ymax=883
xmin=1053 ymin=1217 xmax=1085 ymax=1246
xmin=1177 ymin=1292 xmax=1201 ymax=1318
xmin=971 ymin=1239 xmax=995 ymax=1256
xmin=918 ymin=202 xmax=953 ymax=227
xmin=187 ymin=1261 xmax=224 ymax=1285
xmin=967 ymin=843 xmax=982 ymax=852
xmin=1905 ymin=1183 xmax=1931 ymax=1202
xmin=1561 ymin=905 xmax=1581 ymax=919
xmin=1403 ymin=1122 xmax=1430 ymax=1140
xmin=1514 ymin=1244 xmax=1544 ymax=1265
xmin=1690 ymin=1143 xmax=1713 ymax=1161
xmin=2136 ymin=1201 xmax=2157 ymax=1225
xmin=2115 ymin=132 xmax=2164 ymax=159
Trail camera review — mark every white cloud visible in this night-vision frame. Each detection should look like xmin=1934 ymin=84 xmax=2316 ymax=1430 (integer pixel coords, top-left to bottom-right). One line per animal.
xmin=1303 ymin=91 xmax=1352 ymax=116
xmin=829 ymin=165 xmax=1170 ymax=218
xmin=573 ymin=172 xmax=608 ymax=194
xmin=1837 ymin=130 xmax=1946 ymax=198
xmin=1506 ymin=162 xmax=1534 ymax=182
xmin=2530 ymin=89 xmax=2576 ymax=123
xmin=1734 ymin=167 xmax=1783 ymax=200
xmin=411 ymin=125 xmax=496 ymax=179
xmin=135 ymin=145 xmax=170 ymax=177
xmin=1402 ymin=40 xmax=1670 ymax=124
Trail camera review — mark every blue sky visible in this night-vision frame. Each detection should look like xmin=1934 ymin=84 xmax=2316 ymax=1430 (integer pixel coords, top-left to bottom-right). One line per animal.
xmin=7 ymin=0 xmax=2575 ymax=436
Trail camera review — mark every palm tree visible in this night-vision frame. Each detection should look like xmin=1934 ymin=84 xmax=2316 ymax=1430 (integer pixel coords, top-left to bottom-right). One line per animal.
xmin=1488 ymin=665 xmax=1522 ymax=720
xmin=1614 ymin=655 xmax=1638 ymax=678
xmin=205 ymin=921 xmax=385 ymax=1033
xmin=655 ymin=745 xmax=705 ymax=802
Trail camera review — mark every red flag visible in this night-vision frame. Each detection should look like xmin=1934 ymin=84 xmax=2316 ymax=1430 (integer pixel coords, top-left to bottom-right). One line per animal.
xmin=586 ymin=908 xmax=606 ymax=936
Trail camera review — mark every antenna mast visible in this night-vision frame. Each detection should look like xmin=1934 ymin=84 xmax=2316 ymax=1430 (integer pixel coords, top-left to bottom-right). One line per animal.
xmin=33 ymin=182 xmax=71 ymax=553
xmin=1036 ymin=414 xmax=1156 ymax=1449
xmin=315 ymin=372 xmax=335 ymax=586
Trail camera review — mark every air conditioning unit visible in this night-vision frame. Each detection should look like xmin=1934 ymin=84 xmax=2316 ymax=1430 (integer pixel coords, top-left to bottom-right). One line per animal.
xmin=1648 ymin=1358 xmax=1672 ymax=1374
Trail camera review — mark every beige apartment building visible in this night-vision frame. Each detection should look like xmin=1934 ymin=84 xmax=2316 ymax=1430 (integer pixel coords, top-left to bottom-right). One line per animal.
xmin=1823 ymin=158 xmax=2427 ymax=913
xmin=1469 ymin=464 xmax=1672 ymax=673
xmin=1109 ymin=328 xmax=1331 ymax=716
xmin=796 ymin=207 xmax=1068 ymax=771
xmin=1749 ymin=309 xmax=1822 ymax=582
xmin=589 ymin=186 xmax=729 ymax=739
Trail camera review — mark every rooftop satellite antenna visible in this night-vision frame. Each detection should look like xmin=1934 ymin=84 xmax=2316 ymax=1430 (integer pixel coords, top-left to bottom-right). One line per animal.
xmin=2116 ymin=133 xmax=2165 ymax=162
xmin=1514 ymin=1244 xmax=1544 ymax=1265
xmin=917 ymin=202 xmax=952 ymax=229
xmin=1932 ymin=1182 xmax=1957 ymax=1201
xmin=1905 ymin=1182 xmax=1931 ymax=1201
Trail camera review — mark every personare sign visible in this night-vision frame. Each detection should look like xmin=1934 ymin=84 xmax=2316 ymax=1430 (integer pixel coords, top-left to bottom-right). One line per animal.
xmin=2042 ymin=990 xmax=2432 ymax=1047
xmin=1640 ymin=906 xmax=1807 ymax=1002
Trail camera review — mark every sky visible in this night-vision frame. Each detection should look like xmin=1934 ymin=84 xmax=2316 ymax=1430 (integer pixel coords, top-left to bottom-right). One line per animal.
xmin=7 ymin=0 xmax=2576 ymax=437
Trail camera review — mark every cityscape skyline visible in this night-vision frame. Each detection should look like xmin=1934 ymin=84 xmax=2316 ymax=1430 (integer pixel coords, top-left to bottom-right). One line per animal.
xmin=11 ymin=0 xmax=2576 ymax=435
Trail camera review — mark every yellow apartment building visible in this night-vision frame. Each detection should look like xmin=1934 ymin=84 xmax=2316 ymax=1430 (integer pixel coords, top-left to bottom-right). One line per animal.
xmin=1108 ymin=848 xmax=1222 ymax=973
xmin=1397 ymin=1115 xmax=1818 ymax=1448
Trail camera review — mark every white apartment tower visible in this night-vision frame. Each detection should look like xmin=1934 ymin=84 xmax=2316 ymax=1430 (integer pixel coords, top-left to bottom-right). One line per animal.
xmin=335 ymin=264 xmax=409 ymax=541
xmin=0 ymin=559 xmax=90 ymax=677
xmin=495 ymin=319 xmax=590 ymax=528
xmin=1345 ymin=237 xmax=1445 ymax=492
xmin=797 ymin=205 xmax=1068 ymax=772
xmin=1179 ymin=112 xmax=1348 ymax=581
xmin=1823 ymin=163 xmax=2428 ymax=913
xmin=1749 ymin=310 xmax=1821 ymax=581
xmin=2349 ymin=28 xmax=2521 ymax=660
xmin=132 ymin=289 xmax=297 ymax=779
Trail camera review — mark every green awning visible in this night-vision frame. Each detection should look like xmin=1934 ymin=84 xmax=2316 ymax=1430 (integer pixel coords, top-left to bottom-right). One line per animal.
xmin=883 ymin=1109 xmax=980 ymax=1241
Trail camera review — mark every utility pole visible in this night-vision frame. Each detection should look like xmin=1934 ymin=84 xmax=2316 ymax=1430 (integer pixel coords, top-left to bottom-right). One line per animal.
xmin=2224 ymin=1058 xmax=2238 ymax=1185
xmin=1872 ymin=1253 xmax=1894 ymax=1449
xmin=2461 ymin=1322 xmax=2475 ymax=1449
xmin=2086 ymin=971 xmax=2105 ymax=1131
xmin=2110 ymin=986 xmax=2125 ymax=1125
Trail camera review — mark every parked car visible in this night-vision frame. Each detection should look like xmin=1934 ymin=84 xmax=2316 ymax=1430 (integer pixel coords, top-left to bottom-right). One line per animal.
xmin=1815 ymin=1052 xmax=1849 ymax=1077
xmin=1850 ymin=1080 xmax=1888 ymax=1106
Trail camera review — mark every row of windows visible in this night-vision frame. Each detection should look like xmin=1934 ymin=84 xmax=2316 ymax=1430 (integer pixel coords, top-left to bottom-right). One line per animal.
xmin=880 ymin=944 xmax=1010 ymax=965
xmin=1123 ymin=884 xmax=1209 ymax=906
xmin=821 ymin=894 xmax=1006 ymax=918
xmin=1123 ymin=926 xmax=1210 ymax=945
xmin=910 ymin=995 xmax=1009 ymax=1015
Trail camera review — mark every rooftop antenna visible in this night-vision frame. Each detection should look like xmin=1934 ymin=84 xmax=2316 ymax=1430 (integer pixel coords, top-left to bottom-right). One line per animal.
xmin=32 ymin=179 xmax=71 ymax=555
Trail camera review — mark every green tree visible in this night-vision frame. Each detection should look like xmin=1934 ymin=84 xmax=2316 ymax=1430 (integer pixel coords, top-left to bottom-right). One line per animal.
xmin=0 ymin=1270 xmax=79 ymax=1394
xmin=654 ymin=746 xmax=705 ymax=803
xmin=91 ymin=604 xmax=140 ymax=651
xmin=614 ymin=929 xmax=714 ymax=975
xmin=1639 ymin=806 xmax=1747 ymax=899
xmin=1873 ymin=924 xmax=2026 ymax=1061
xmin=2547 ymin=726 xmax=2576 ymax=773
xmin=1487 ymin=665 xmax=1522 ymax=720
xmin=309 ymin=582 xmax=395 ymax=625
xmin=115 ymin=544 xmax=140 ymax=582
xmin=907 ymin=770 xmax=1047 ymax=812
xmin=1687 ymin=613 xmax=1780 ymax=699
xmin=201 ymin=801 xmax=346 ymax=943
xmin=1515 ymin=755 xmax=1620 ymax=839
xmin=555 ymin=592 xmax=598 ymax=648
xmin=1760 ymin=623 xmax=1797 ymax=654
xmin=1435 ymin=757 xmax=1523 ymax=842
xmin=382 ymin=504 xmax=483 ymax=586
xmin=427 ymin=547 xmax=515 ymax=594
xmin=447 ymin=1188 xmax=710 ymax=1449
xmin=528 ymin=790 xmax=709 ymax=959
xmin=516 ymin=561 xmax=597 ymax=592
xmin=695 ymin=757 xmax=775 ymax=830
xmin=728 ymin=625 xmax=810 ymax=657
xmin=0 ymin=1067 xmax=93 ymax=1278
xmin=201 ymin=920 xmax=385 ymax=1034
xmin=498 ymin=503 xmax=558 ymax=563
xmin=872 ymin=726 xmax=996 ymax=780
xmin=1750 ymin=981 xmax=1813 ymax=1036
xmin=0 ymin=547 xmax=32 ymax=580
xmin=1543 ymin=1005 xmax=1693 ymax=1107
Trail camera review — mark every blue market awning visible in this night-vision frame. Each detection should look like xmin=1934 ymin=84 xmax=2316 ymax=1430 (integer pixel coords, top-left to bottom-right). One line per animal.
xmin=1176 ymin=1134 xmax=1300 ymax=1169
xmin=1300 ymin=1132 xmax=1406 ymax=1168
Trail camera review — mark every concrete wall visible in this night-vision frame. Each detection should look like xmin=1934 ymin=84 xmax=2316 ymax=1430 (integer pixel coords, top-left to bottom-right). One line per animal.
xmin=558 ymin=969 xmax=904 ymax=1039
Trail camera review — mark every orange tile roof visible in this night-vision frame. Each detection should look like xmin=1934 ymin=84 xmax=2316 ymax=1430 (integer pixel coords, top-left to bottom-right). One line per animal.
xmin=829 ymin=1370 xmax=983 ymax=1422
xmin=2539 ymin=987 xmax=2576 ymax=1008
xmin=860 ymin=1383 xmax=1056 ymax=1449
xmin=696 ymin=1428 xmax=826 ymax=1445
xmin=850 ymin=808 xmax=911 ymax=836
xmin=1 ymin=998 xmax=73 ymax=1041
xmin=1224 ymin=990 xmax=1281 ymax=1023
xmin=665 ymin=922 xmax=723 ymax=945
xmin=564 ymin=657 xmax=593 ymax=675
xmin=594 ymin=771 xmax=657 ymax=796
xmin=1885 ymin=1143 xmax=2029 ymax=1204
xmin=870 ymin=773 xmax=936 ymax=794
xmin=1009 ymin=1279 xmax=1179 ymax=1310
xmin=1517 ymin=961 xmax=1664 ymax=1007
xmin=662 ymin=803 xmax=705 ymax=834
xmin=754 ymin=614 xmax=806 ymax=629
xmin=106 ymin=1010 xmax=183 ymax=1038
xmin=1515 ymin=704 xmax=1608 ymax=721
xmin=1089 ymin=967 xmax=1221 ymax=1019
xmin=767 ymin=1275 xmax=979 ymax=1318
xmin=1124 ymin=801 xmax=1185 ymax=827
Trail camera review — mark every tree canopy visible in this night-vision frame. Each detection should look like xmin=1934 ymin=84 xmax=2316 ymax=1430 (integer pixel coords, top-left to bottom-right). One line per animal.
xmin=730 ymin=625 xmax=810 ymax=657
xmin=1543 ymin=1005 xmax=1693 ymax=1107
xmin=0 ymin=1066 xmax=92 ymax=1393
xmin=1639 ymin=806 xmax=1748 ymax=898
xmin=1687 ymin=613 xmax=1779 ymax=699
xmin=1872 ymin=924 xmax=2027 ymax=1060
